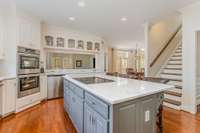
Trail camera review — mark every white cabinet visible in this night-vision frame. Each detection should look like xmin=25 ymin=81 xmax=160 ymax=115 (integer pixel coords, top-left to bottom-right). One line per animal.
xmin=0 ymin=79 xmax=17 ymax=117
xmin=40 ymin=75 xmax=47 ymax=100
xmin=17 ymin=16 xmax=41 ymax=49
xmin=16 ymin=92 xmax=41 ymax=113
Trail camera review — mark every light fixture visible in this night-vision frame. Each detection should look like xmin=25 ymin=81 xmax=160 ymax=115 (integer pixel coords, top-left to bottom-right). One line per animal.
xmin=68 ymin=17 xmax=76 ymax=21
xmin=121 ymin=17 xmax=127 ymax=22
xmin=78 ymin=1 xmax=85 ymax=7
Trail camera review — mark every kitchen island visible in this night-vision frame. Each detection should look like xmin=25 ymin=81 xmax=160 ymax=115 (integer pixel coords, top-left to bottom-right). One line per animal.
xmin=63 ymin=74 xmax=173 ymax=133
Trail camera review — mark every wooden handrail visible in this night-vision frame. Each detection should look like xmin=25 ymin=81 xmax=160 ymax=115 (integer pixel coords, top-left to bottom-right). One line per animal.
xmin=150 ymin=25 xmax=182 ymax=67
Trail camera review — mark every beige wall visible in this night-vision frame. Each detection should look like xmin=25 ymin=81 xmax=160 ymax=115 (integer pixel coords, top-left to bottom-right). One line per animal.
xmin=148 ymin=15 xmax=182 ymax=76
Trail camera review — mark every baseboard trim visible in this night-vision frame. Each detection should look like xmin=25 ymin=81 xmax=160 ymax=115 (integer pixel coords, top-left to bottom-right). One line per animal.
xmin=181 ymin=105 xmax=197 ymax=114
xmin=15 ymin=100 xmax=41 ymax=113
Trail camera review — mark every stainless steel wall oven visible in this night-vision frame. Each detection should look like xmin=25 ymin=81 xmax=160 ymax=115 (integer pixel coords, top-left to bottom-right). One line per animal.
xmin=17 ymin=46 xmax=41 ymax=98
xmin=18 ymin=74 xmax=40 ymax=98
xmin=18 ymin=46 xmax=40 ymax=75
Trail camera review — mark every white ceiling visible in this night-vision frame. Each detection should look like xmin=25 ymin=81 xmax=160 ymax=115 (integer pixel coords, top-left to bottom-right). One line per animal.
xmin=16 ymin=0 xmax=199 ymax=45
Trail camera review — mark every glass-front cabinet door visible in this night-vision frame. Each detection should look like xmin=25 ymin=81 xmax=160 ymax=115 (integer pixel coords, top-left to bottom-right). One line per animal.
xmin=94 ymin=42 xmax=100 ymax=51
xmin=68 ymin=39 xmax=76 ymax=48
xmin=77 ymin=40 xmax=84 ymax=49
xmin=87 ymin=41 xmax=93 ymax=50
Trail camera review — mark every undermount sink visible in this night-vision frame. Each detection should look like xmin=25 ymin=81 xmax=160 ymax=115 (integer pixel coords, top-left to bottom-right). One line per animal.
xmin=73 ymin=77 xmax=114 ymax=84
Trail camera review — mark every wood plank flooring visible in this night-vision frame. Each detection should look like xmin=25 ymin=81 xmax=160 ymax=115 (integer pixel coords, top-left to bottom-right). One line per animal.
xmin=0 ymin=99 xmax=76 ymax=133
xmin=0 ymin=99 xmax=200 ymax=133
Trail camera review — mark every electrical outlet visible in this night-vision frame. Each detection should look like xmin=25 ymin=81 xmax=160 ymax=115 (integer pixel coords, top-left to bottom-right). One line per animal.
xmin=145 ymin=110 xmax=150 ymax=122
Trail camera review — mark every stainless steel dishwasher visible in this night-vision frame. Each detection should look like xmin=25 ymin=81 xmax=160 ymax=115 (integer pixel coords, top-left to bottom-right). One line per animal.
xmin=47 ymin=74 xmax=65 ymax=99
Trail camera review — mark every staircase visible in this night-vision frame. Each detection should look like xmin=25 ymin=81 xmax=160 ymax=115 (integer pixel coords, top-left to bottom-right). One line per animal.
xmin=159 ymin=44 xmax=182 ymax=110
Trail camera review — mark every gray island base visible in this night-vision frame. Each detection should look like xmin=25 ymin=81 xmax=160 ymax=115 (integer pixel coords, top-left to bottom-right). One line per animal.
xmin=63 ymin=75 xmax=170 ymax=133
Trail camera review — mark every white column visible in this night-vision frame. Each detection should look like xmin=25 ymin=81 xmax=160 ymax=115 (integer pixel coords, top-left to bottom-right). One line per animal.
xmin=144 ymin=22 xmax=150 ymax=77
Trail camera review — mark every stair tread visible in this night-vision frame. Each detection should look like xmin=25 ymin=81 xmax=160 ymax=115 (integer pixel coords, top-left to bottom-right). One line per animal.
xmin=175 ymin=85 xmax=182 ymax=89
xmin=167 ymin=78 xmax=182 ymax=82
xmin=172 ymin=55 xmax=182 ymax=57
xmin=168 ymin=79 xmax=182 ymax=82
xmin=169 ymin=59 xmax=182 ymax=61
xmin=164 ymin=98 xmax=181 ymax=106
xmin=167 ymin=63 xmax=182 ymax=65
xmin=161 ymin=73 xmax=182 ymax=76
xmin=164 ymin=68 xmax=182 ymax=70
xmin=165 ymin=91 xmax=182 ymax=97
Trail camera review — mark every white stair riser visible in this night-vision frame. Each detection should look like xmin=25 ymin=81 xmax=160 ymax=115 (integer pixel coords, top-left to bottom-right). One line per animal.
xmin=171 ymin=56 xmax=182 ymax=60
xmin=163 ymin=102 xmax=181 ymax=110
xmin=165 ymin=65 xmax=182 ymax=69
xmin=168 ymin=60 xmax=182 ymax=64
xmin=175 ymin=50 xmax=182 ymax=53
xmin=173 ymin=53 xmax=182 ymax=56
xmin=163 ymin=69 xmax=182 ymax=74
xmin=160 ymin=74 xmax=182 ymax=80
xmin=164 ymin=94 xmax=181 ymax=101
xmin=167 ymin=88 xmax=182 ymax=93
xmin=167 ymin=81 xmax=182 ymax=86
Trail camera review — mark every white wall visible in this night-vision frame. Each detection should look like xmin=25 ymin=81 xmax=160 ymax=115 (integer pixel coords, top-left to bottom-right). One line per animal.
xmin=0 ymin=0 xmax=17 ymax=77
xmin=41 ymin=24 xmax=106 ymax=72
xmin=180 ymin=1 xmax=200 ymax=113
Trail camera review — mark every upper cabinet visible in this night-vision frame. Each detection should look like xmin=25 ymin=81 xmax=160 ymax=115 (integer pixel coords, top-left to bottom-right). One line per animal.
xmin=77 ymin=40 xmax=84 ymax=49
xmin=68 ymin=39 xmax=76 ymax=48
xmin=94 ymin=42 xmax=100 ymax=51
xmin=17 ymin=14 xmax=41 ymax=49
xmin=86 ymin=41 xmax=93 ymax=50
xmin=42 ymin=24 xmax=103 ymax=53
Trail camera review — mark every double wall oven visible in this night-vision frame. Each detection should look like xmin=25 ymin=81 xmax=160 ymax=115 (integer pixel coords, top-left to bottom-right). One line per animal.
xmin=17 ymin=47 xmax=40 ymax=98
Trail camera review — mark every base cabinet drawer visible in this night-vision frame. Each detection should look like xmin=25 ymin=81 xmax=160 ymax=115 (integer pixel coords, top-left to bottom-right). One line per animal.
xmin=84 ymin=103 xmax=108 ymax=133
xmin=85 ymin=92 xmax=109 ymax=119
xmin=69 ymin=83 xmax=84 ymax=98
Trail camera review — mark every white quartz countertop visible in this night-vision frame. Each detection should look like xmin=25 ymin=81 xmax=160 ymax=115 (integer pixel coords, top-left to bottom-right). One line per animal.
xmin=0 ymin=75 xmax=16 ymax=81
xmin=63 ymin=74 xmax=174 ymax=105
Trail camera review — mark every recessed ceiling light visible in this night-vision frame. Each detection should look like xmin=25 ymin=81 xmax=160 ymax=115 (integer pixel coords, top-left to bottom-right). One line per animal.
xmin=69 ymin=17 xmax=76 ymax=21
xmin=78 ymin=1 xmax=85 ymax=7
xmin=121 ymin=17 xmax=127 ymax=22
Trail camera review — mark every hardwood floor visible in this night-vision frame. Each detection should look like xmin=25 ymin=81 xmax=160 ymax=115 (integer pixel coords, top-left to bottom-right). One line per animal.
xmin=0 ymin=99 xmax=76 ymax=133
xmin=163 ymin=106 xmax=200 ymax=133
xmin=0 ymin=99 xmax=200 ymax=133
